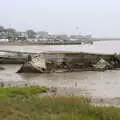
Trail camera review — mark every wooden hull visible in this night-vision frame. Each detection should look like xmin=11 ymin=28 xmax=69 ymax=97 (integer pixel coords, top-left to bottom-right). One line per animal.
xmin=0 ymin=51 xmax=33 ymax=64
xmin=17 ymin=52 xmax=120 ymax=73
xmin=0 ymin=57 xmax=26 ymax=64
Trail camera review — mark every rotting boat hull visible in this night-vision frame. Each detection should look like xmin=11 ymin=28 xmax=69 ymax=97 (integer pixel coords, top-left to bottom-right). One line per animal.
xmin=0 ymin=51 xmax=34 ymax=64
xmin=17 ymin=51 xmax=120 ymax=73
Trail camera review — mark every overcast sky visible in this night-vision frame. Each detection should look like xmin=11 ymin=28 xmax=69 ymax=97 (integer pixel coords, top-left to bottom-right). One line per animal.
xmin=0 ymin=0 xmax=120 ymax=37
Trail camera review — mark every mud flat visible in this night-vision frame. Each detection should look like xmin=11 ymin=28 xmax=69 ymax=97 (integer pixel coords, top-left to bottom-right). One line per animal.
xmin=0 ymin=80 xmax=120 ymax=107
xmin=1 ymin=65 xmax=120 ymax=107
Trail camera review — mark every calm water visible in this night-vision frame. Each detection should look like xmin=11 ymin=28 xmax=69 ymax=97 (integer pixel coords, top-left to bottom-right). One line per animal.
xmin=0 ymin=40 xmax=120 ymax=54
xmin=0 ymin=41 xmax=120 ymax=99
xmin=0 ymin=64 xmax=120 ymax=98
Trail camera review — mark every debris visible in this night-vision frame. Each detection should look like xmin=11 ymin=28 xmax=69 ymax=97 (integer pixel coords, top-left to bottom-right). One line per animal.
xmin=93 ymin=58 xmax=112 ymax=71
xmin=0 ymin=50 xmax=31 ymax=64
xmin=17 ymin=55 xmax=47 ymax=73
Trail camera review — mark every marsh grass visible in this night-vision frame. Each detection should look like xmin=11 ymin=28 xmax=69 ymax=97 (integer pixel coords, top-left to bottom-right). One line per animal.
xmin=0 ymin=86 xmax=48 ymax=99
xmin=0 ymin=87 xmax=120 ymax=120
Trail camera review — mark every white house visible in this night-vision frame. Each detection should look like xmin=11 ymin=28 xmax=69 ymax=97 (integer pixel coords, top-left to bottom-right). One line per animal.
xmin=0 ymin=39 xmax=9 ymax=42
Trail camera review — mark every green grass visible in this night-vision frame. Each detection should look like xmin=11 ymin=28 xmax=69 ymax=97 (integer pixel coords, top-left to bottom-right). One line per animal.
xmin=0 ymin=87 xmax=120 ymax=120
xmin=0 ymin=86 xmax=48 ymax=99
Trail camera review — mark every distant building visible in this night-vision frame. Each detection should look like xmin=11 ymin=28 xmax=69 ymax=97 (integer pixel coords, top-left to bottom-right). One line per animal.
xmin=17 ymin=32 xmax=27 ymax=41
xmin=48 ymin=34 xmax=69 ymax=41
xmin=70 ymin=35 xmax=91 ymax=40
xmin=36 ymin=31 xmax=48 ymax=39
xmin=0 ymin=32 xmax=8 ymax=39
xmin=27 ymin=38 xmax=38 ymax=42
xmin=26 ymin=30 xmax=36 ymax=39
xmin=0 ymin=39 xmax=9 ymax=42
xmin=70 ymin=34 xmax=93 ymax=44
xmin=0 ymin=32 xmax=8 ymax=42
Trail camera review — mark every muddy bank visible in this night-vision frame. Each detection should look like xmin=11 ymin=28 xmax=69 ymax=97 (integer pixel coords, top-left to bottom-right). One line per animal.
xmin=0 ymin=80 xmax=119 ymax=107
xmin=1 ymin=65 xmax=120 ymax=98
xmin=1 ymin=64 xmax=120 ymax=106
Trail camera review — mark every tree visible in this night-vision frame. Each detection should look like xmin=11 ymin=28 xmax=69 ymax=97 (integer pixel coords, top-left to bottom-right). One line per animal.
xmin=26 ymin=29 xmax=36 ymax=39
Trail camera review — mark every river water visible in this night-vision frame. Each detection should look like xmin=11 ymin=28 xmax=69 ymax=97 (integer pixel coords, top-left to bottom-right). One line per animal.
xmin=0 ymin=41 xmax=120 ymax=101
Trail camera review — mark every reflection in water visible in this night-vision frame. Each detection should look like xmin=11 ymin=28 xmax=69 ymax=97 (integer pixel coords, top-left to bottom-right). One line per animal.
xmin=0 ymin=64 xmax=120 ymax=98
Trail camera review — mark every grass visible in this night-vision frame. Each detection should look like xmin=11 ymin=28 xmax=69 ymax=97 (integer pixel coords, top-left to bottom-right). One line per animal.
xmin=0 ymin=86 xmax=48 ymax=99
xmin=0 ymin=87 xmax=120 ymax=120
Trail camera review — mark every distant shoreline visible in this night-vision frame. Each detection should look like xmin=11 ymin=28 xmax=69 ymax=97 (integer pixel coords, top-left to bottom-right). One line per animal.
xmin=0 ymin=42 xmax=83 ymax=45
xmin=93 ymin=38 xmax=120 ymax=41
xmin=0 ymin=38 xmax=120 ymax=45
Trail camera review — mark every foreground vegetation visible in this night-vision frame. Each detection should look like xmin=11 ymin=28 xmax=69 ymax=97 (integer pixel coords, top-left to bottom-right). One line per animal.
xmin=0 ymin=86 xmax=120 ymax=120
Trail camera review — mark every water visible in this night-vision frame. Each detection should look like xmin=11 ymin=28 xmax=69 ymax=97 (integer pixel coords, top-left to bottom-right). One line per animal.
xmin=0 ymin=64 xmax=120 ymax=98
xmin=0 ymin=40 xmax=120 ymax=54
xmin=0 ymin=40 xmax=120 ymax=99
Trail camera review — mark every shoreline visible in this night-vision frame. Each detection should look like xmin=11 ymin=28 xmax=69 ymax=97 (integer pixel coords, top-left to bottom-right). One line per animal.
xmin=0 ymin=86 xmax=120 ymax=119
xmin=0 ymin=41 xmax=83 ymax=46
xmin=0 ymin=80 xmax=119 ymax=107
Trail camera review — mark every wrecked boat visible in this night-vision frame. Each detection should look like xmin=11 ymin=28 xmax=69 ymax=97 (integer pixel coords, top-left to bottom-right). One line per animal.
xmin=0 ymin=66 xmax=4 ymax=70
xmin=17 ymin=51 xmax=120 ymax=73
xmin=92 ymin=58 xmax=113 ymax=71
xmin=0 ymin=50 xmax=34 ymax=64
xmin=17 ymin=54 xmax=47 ymax=73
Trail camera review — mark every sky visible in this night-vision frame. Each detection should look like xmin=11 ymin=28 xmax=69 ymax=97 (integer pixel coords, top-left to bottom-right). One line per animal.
xmin=0 ymin=0 xmax=120 ymax=37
